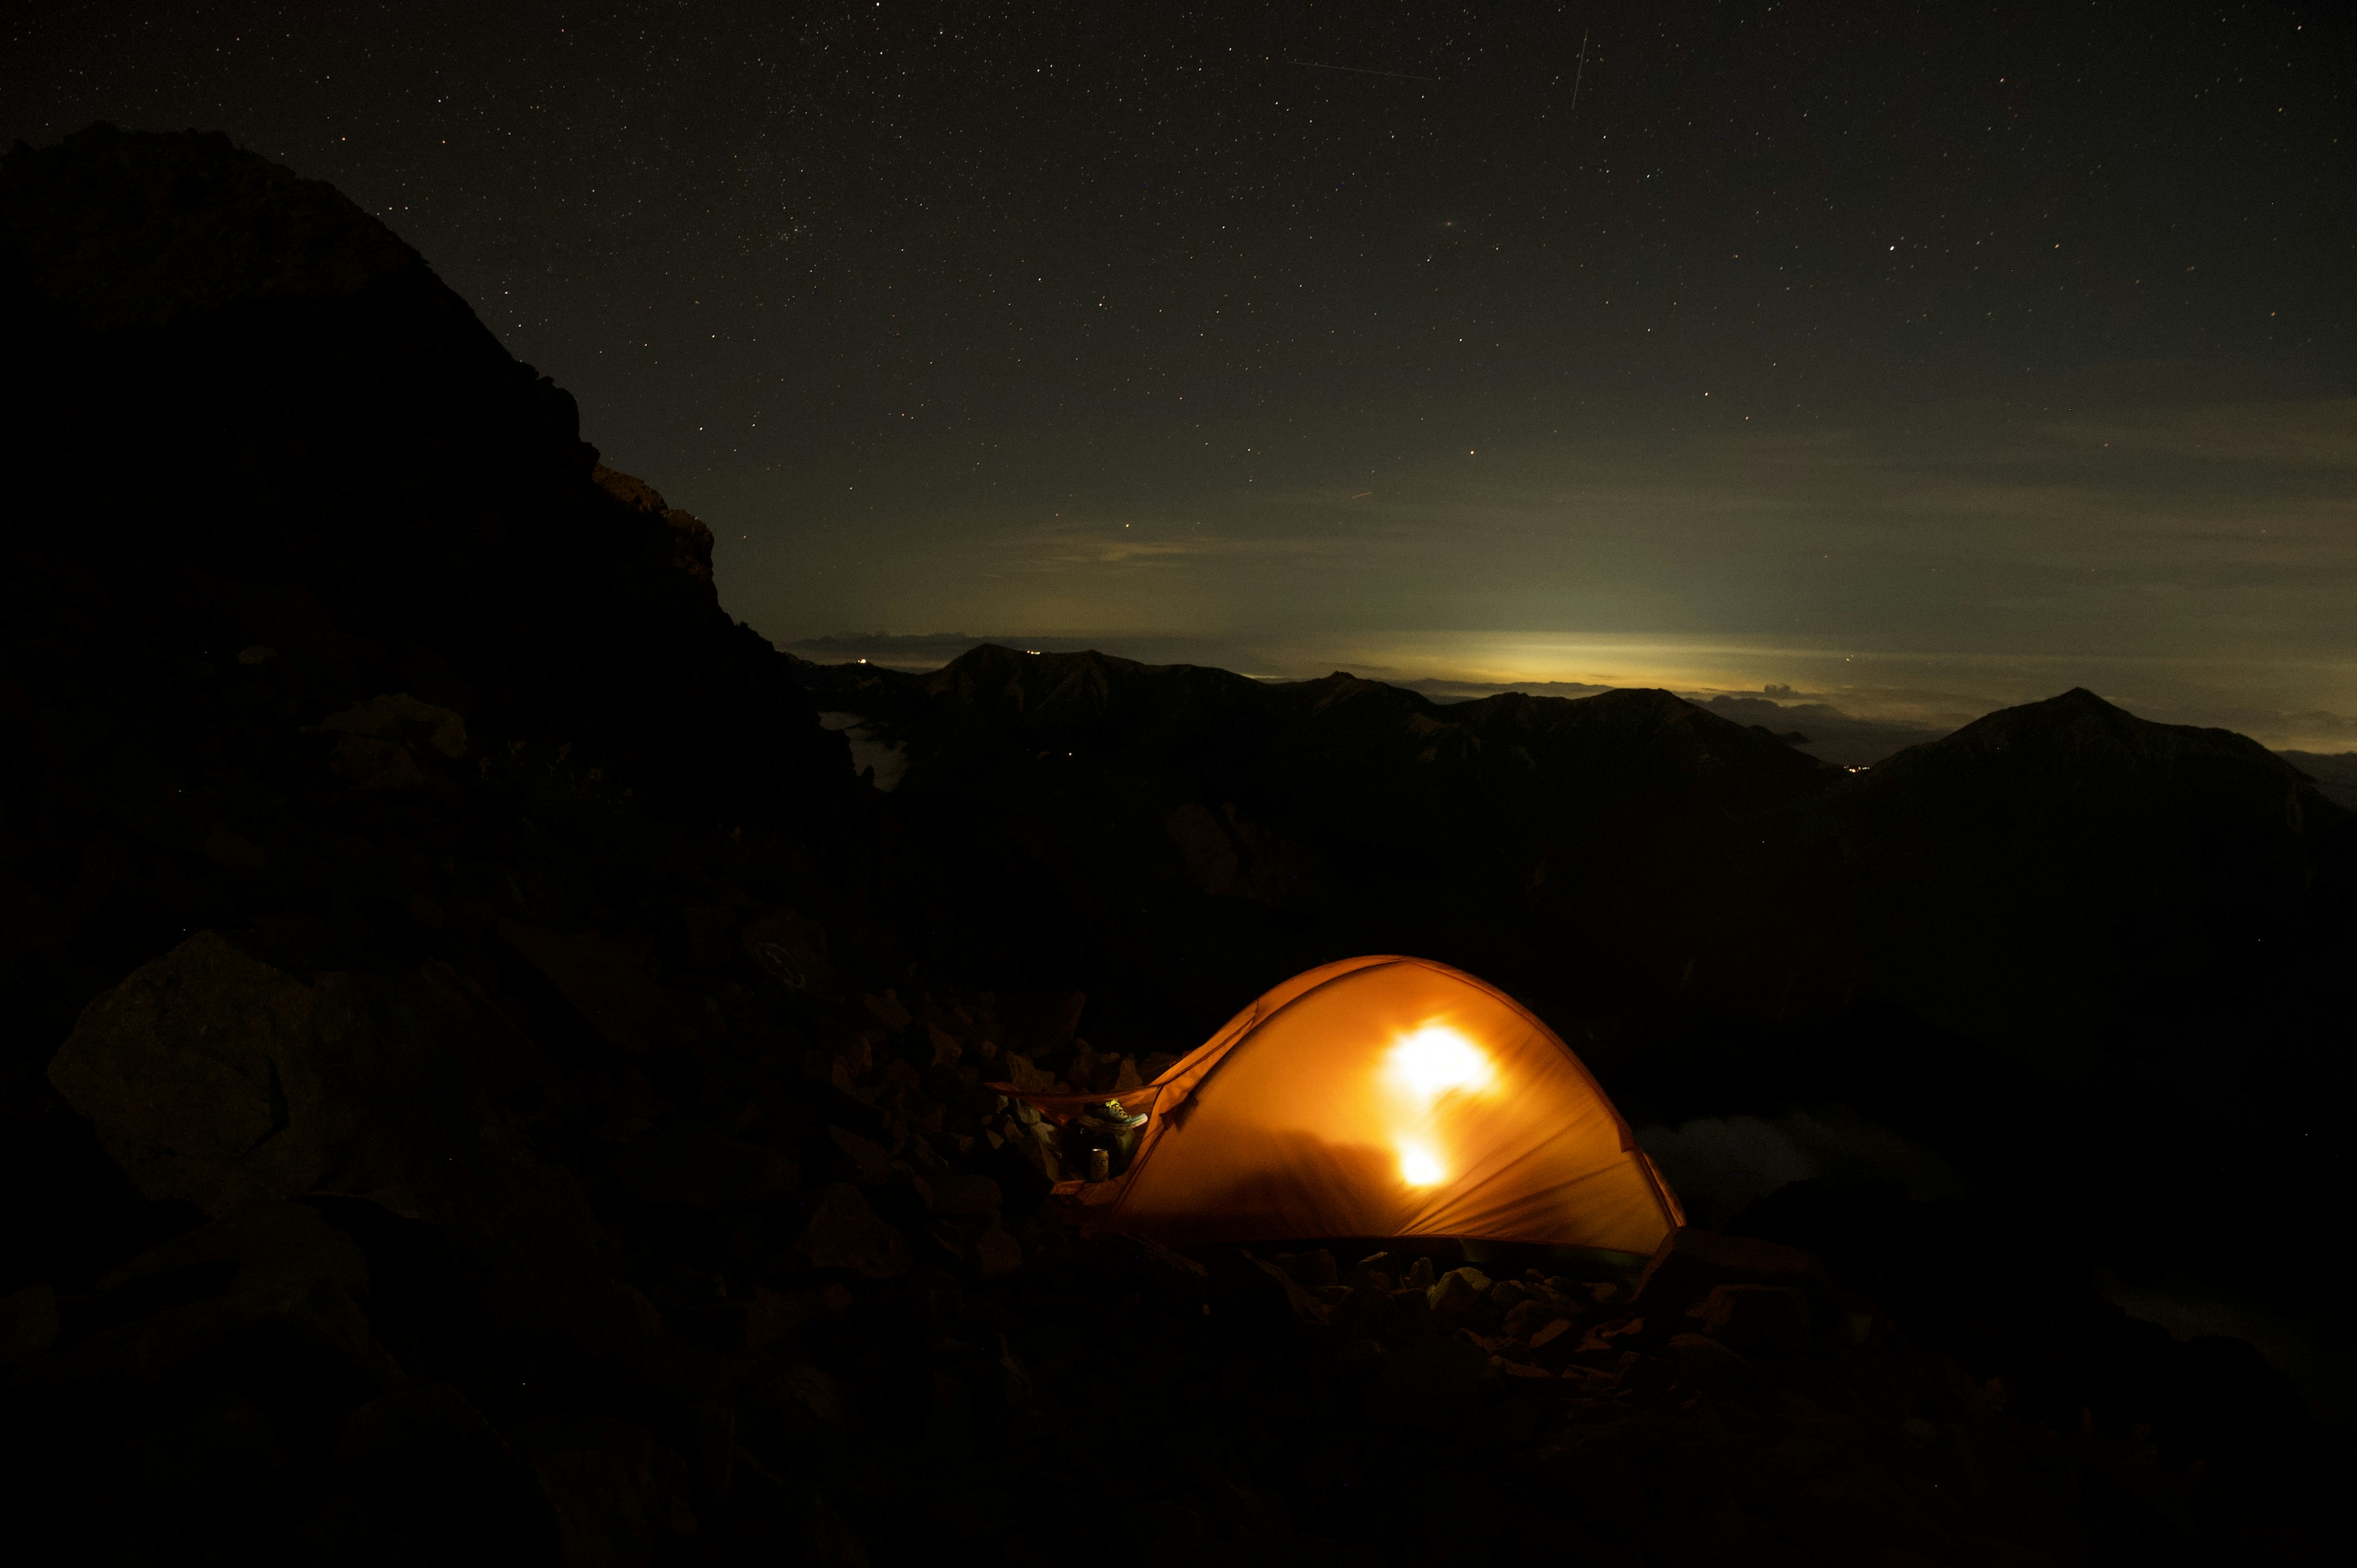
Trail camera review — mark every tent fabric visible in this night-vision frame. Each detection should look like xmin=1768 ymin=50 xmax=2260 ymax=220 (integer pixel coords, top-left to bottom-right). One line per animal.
xmin=1008 ymin=956 xmax=1683 ymax=1252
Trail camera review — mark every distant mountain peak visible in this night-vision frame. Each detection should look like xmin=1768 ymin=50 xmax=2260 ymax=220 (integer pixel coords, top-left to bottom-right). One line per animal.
xmin=1932 ymin=684 xmax=2282 ymax=759
xmin=1854 ymin=688 xmax=2339 ymax=829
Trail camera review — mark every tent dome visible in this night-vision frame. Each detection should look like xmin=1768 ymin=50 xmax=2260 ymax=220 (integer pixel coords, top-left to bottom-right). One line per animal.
xmin=1023 ymin=956 xmax=1682 ymax=1252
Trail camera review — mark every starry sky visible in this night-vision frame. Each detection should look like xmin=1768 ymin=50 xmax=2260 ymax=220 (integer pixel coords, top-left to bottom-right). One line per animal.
xmin=8 ymin=2 xmax=2353 ymax=745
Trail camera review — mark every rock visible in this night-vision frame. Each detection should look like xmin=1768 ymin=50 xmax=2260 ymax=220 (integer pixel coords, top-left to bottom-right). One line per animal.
xmin=825 ymin=1126 xmax=894 ymax=1186
xmin=1326 ymin=1283 xmax=1395 ymax=1345
xmin=320 ymin=695 xmax=469 ymax=790
xmin=1365 ymin=1333 xmax=1490 ymax=1425
xmin=689 ymin=1405 xmax=735 ymax=1511
xmin=201 ymin=825 xmax=268 ymax=875
xmin=737 ymin=908 xmax=829 ymax=991
xmin=1687 ymin=1282 xmax=1813 ymax=1356
xmin=1663 ymin=1331 xmax=1754 ymax=1388
xmin=60 ymin=1201 xmax=401 ymax=1389
xmin=7 ymin=125 xmax=851 ymax=833
xmin=998 ymin=989 xmax=1085 ymax=1048
xmin=0 ymin=1283 xmax=60 ymax=1366
xmin=46 ymin=933 xmax=632 ymax=1361
xmin=794 ymin=1488 xmax=872 ymax=1568
xmin=674 ymin=903 xmax=739 ymax=970
xmin=972 ymin=1227 xmax=1023 ymax=1278
xmin=1528 ymin=1317 xmax=1577 ymax=1368
xmin=1388 ymin=1286 xmax=1435 ymax=1338
xmin=327 ymin=1380 xmax=552 ymax=1559
xmin=796 ymin=1184 xmax=910 ymax=1279
xmin=48 ymin=930 xmax=335 ymax=1213
xmin=106 ymin=1404 xmax=290 ymax=1539
xmin=1246 ymin=1254 xmax=1332 ymax=1324
xmin=927 ymin=1022 xmax=964 ymax=1067
xmin=1500 ymin=1298 xmax=1558 ymax=1342
xmin=1426 ymin=1265 xmax=1491 ymax=1324
xmin=930 ymin=1172 xmax=1002 ymax=1219
xmin=738 ymin=1287 xmax=807 ymax=1350
xmin=611 ymin=1121 xmax=798 ymax=1209
xmin=1632 ymin=1227 xmax=1823 ymax=1314
xmin=592 ymin=463 xmax=716 ymax=587
xmin=516 ymin=1415 xmax=659 ymax=1568
xmin=341 ymin=1380 xmax=512 ymax=1469
xmin=500 ymin=920 xmax=700 ymax=1052
xmin=862 ymin=991 xmax=912 ymax=1030
xmin=323 ymin=692 xmax=469 ymax=757
xmin=1272 ymin=1249 xmax=1339 ymax=1289
xmin=1001 ymin=1052 xmax=1056 ymax=1094
xmin=1576 ymin=1317 xmax=1647 ymax=1362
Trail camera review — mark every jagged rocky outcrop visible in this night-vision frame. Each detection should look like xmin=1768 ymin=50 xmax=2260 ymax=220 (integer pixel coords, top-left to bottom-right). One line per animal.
xmin=0 ymin=123 xmax=848 ymax=825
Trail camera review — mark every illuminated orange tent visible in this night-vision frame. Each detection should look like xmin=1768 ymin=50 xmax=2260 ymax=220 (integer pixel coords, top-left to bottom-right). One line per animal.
xmin=1015 ymin=956 xmax=1683 ymax=1253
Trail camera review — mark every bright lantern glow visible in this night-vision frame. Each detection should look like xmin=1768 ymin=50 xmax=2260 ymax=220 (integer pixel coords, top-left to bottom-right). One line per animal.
xmin=1398 ymin=1141 xmax=1446 ymax=1187
xmin=1385 ymin=1025 xmax=1495 ymax=1103
xmin=1385 ymin=1025 xmax=1493 ymax=1191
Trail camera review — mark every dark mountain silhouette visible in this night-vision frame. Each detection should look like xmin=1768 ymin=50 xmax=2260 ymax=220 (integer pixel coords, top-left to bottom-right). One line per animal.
xmin=805 ymin=655 xmax=2351 ymax=1058
xmin=1 ymin=123 xmax=849 ymax=827
xmin=2278 ymin=749 xmax=2357 ymax=811
xmin=799 ymin=645 xmax=1835 ymax=1041
xmin=0 ymin=127 xmax=2342 ymax=1564
xmin=1838 ymin=686 xmax=2349 ymax=1052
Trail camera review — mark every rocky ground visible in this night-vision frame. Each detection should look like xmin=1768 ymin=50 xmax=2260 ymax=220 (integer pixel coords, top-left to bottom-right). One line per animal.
xmin=0 ymin=126 xmax=2341 ymax=1565
xmin=1 ymin=905 xmax=2334 ymax=1564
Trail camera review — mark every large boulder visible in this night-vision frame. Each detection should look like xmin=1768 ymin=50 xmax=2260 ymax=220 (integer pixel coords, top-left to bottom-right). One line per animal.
xmin=54 ymin=1201 xmax=400 ymax=1390
xmin=47 ymin=931 xmax=336 ymax=1213
xmin=45 ymin=930 xmax=640 ymax=1351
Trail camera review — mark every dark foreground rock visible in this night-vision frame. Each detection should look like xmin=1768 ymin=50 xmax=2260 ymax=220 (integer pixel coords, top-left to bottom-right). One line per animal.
xmin=0 ymin=127 xmax=2341 ymax=1565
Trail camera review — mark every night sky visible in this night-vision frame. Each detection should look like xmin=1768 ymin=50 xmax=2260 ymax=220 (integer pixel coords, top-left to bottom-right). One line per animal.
xmin=9 ymin=2 xmax=2352 ymax=744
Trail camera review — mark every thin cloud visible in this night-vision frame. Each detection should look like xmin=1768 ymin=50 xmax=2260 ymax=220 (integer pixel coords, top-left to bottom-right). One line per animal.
xmin=2043 ymin=398 xmax=2357 ymax=470
xmin=1021 ymin=525 xmax=1337 ymax=570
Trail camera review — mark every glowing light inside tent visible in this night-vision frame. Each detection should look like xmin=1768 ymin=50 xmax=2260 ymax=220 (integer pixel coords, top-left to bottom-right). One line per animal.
xmin=1384 ymin=1024 xmax=1496 ymax=1189
xmin=1397 ymin=1141 xmax=1447 ymax=1187
xmin=1385 ymin=1025 xmax=1495 ymax=1103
